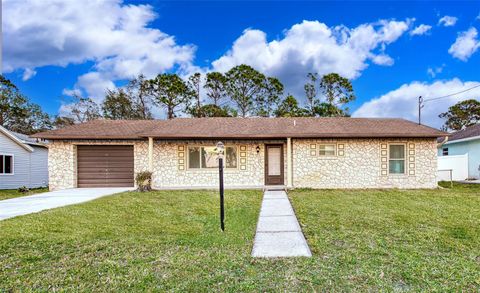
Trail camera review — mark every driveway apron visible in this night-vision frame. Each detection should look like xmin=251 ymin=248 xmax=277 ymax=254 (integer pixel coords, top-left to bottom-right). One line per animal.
xmin=0 ymin=188 xmax=133 ymax=221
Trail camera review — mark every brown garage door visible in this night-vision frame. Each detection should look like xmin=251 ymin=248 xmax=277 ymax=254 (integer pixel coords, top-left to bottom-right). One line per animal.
xmin=77 ymin=145 xmax=134 ymax=187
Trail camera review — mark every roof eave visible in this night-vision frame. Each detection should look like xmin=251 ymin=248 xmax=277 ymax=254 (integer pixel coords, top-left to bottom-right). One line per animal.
xmin=0 ymin=126 xmax=34 ymax=152
xmin=444 ymin=135 xmax=480 ymax=145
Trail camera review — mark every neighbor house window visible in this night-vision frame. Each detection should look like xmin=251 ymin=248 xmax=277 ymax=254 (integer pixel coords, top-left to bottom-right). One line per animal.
xmin=442 ymin=148 xmax=449 ymax=156
xmin=0 ymin=155 xmax=13 ymax=174
xmin=389 ymin=144 xmax=405 ymax=174
xmin=188 ymin=146 xmax=237 ymax=169
xmin=318 ymin=144 xmax=336 ymax=156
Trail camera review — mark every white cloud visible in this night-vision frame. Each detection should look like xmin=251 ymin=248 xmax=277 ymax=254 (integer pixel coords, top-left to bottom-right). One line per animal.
xmin=62 ymin=89 xmax=82 ymax=97
xmin=22 ymin=68 xmax=36 ymax=81
xmin=438 ymin=15 xmax=458 ymax=27
xmin=3 ymin=0 xmax=196 ymax=99
xmin=427 ymin=64 xmax=445 ymax=78
xmin=448 ymin=27 xmax=480 ymax=61
xmin=370 ymin=54 xmax=394 ymax=66
xmin=75 ymin=72 xmax=116 ymax=103
xmin=212 ymin=19 xmax=410 ymax=97
xmin=410 ymin=24 xmax=432 ymax=36
xmin=353 ymin=78 xmax=480 ymax=128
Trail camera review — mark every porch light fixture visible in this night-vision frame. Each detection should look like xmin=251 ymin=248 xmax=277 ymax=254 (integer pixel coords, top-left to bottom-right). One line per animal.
xmin=256 ymin=145 xmax=260 ymax=154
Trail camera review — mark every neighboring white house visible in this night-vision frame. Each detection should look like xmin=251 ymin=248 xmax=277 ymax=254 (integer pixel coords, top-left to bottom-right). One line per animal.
xmin=0 ymin=126 xmax=49 ymax=189
xmin=438 ymin=124 xmax=480 ymax=180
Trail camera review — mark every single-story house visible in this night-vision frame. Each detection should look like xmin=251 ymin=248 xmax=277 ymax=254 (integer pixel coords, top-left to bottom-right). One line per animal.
xmin=0 ymin=125 xmax=49 ymax=189
xmin=32 ymin=117 xmax=446 ymax=191
xmin=438 ymin=123 xmax=480 ymax=179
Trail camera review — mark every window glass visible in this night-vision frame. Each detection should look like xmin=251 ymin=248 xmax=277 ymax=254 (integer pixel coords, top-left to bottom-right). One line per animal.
xmin=389 ymin=160 xmax=405 ymax=174
xmin=389 ymin=145 xmax=405 ymax=174
xmin=389 ymin=145 xmax=405 ymax=159
xmin=202 ymin=147 xmax=218 ymax=168
xmin=188 ymin=146 xmax=237 ymax=169
xmin=4 ymin=156 xmax=12 ymax=173
xmin=225 ymin=147 xmax=237 ymax=168
xmin=442 ymin=148 xmax=448 ymax=156
xmin=319 ymin=144 xmax=336 ymax=156
xmin=0 ymin=155 xmax=3 ymax=173
xmin=188 ymin=147 xmax=201 ymax=169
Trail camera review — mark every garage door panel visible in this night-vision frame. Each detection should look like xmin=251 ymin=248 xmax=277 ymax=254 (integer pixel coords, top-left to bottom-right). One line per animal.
xmin=78 ymin=166 xmax=134 ymax=171
xmin=107 ymin=172 xmax=133 ymax=180
xmin=77 ymin=163 xmax=134 ymax=169
xmin=77 ymin=145 xmax=134 ymax=188
xmin=78 ymin=172 xmax=134 ymax=179
xmin=77 ymin=182 xmax=132 ymax=188
xmin=78 ymin=156 xmax=134 ymax=162
xmin=81 ymin=151 xmax=136 ymax=157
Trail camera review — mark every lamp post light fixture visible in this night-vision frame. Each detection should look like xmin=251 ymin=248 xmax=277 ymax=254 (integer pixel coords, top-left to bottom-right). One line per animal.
xmin=216 ymin=141 xmax=225 ymax=231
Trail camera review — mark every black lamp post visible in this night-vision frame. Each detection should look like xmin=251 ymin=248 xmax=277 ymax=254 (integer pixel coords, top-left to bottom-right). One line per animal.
xmin=217 ymin=141 xmax=225 ymax=231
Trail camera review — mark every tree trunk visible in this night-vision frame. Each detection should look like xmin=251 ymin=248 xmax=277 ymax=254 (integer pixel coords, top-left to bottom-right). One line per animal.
xmin=167 ymin=106 xmax=174 ymax=119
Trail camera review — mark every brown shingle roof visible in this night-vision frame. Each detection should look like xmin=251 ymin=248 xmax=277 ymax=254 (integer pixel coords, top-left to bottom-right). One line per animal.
xmin=31 ymin=120 xmax=159 ymax=140
xmin=32 ymin=117 xmax=446 ymax=140
xmin=444 ymin=123 xmax=480 ymax=142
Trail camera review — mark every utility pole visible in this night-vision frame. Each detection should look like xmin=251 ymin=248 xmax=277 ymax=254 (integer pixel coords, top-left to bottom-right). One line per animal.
xmin=418 ymin=96 xmax=424 ymax=125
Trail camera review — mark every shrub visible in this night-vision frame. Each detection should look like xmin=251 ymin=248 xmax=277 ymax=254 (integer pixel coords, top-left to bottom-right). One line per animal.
xmin=18 ymin=186 xmax=30 ymax=193
xmin=135 ymin=171 xmax=153 ymax=192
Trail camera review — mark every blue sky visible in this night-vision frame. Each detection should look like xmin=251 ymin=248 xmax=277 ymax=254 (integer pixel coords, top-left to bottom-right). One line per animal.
xmin=3 ymin=0 xmax=480 ymax=128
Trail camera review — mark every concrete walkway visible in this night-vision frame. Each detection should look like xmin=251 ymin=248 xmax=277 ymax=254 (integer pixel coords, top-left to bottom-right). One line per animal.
xmin=252 ymin=189 xmax=312 ymax=258
xmin=0 ymin=188 xmax=133 ymax=221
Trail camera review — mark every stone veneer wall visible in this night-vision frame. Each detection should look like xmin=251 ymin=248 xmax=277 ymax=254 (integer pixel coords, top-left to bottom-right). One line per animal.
xmin=292 ymin=138 xmax=438 ymax=189
xmin=47 ymin=140 xmax=148 ymax=191
xmin=47 ymin=139 xmax=285 ymax=190
xmin=47 ymin=138 xmax=437 ymax=191
xmin=150 ymin=140 xmax=286 ymax=189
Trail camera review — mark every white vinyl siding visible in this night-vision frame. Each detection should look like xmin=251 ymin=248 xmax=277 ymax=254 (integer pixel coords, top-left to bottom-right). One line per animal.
xmin=0 ymin=132 xmax=48 ymax=189
xmin=30 ymin=146 xmax=49 ymax=187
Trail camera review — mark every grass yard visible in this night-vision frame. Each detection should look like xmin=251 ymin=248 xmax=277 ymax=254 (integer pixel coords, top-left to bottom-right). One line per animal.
xmin=0 ymin=187 xmax=49 ymax=201
xmin=0 ymin=185 xmax=479 ymax=291
xmin=289 ymin=185 xmax=480 ymax=291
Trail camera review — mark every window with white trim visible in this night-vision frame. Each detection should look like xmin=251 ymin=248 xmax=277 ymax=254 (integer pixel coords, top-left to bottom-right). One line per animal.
xmin=389 ymin=144 xmax=405 ymax=174
xmin=442 ymin=148 xmax=448 ymax=156
xmin=318 ymin=144 xmax=336 ymax=156
xmin=0 ymin=155 xmax=13 ymax=174
xmin=188 ymin=146 xmax=238 ymax=169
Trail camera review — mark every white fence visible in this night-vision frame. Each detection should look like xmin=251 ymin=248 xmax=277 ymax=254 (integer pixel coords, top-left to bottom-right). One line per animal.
xmin=437 ymin=154 xmax=469 ymax=181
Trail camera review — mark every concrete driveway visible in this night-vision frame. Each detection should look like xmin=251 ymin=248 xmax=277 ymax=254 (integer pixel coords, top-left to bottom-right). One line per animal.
xmin=0 ymin=187 xmax=134 ymax=221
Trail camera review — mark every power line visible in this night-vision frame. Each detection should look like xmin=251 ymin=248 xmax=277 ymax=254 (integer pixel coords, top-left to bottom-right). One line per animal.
xmin=424 ymin=84 xmax=480 ymax=103
xmin=417 ymin=83 xmax=480 ymax=125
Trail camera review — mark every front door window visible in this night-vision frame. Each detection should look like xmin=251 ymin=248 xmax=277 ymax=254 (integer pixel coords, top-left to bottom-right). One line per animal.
xmin=265 ymin=145 xmax=284 ymax=185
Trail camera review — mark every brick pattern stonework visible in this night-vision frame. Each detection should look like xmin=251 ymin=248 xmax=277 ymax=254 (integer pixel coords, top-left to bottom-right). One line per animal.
xmin=47 ymin=138 xmax=437 ymax=191
xmin=292 ymin=138 xmax=437 ymax=189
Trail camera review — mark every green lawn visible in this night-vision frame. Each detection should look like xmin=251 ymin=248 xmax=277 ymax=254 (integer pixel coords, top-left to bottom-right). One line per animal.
xmin=0 ymin=186 xmax=479 ymax=291
xmin=0 ymin=187 xmax=49 ymax=201
xmin=289 ymin=185 xmax=480 ymax=291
